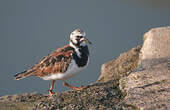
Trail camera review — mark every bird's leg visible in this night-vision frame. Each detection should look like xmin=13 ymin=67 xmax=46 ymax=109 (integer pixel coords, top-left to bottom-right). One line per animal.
xmin=63 ymin=81 xmax=87 ymax=90
xmin=49 ymin=80 xmax=55 ymax=95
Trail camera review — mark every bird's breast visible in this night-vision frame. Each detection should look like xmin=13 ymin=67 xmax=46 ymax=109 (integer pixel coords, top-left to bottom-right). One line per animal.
xmin=42 ymin=59 xmax=89 ymax=80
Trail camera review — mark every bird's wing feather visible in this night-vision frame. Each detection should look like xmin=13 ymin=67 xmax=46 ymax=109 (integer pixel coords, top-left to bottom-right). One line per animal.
xmin=28 ymin=44 xmax=75 ymax=77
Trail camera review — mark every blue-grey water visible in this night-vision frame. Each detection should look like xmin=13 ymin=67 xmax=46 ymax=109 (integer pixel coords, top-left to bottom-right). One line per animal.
xmin=1 ymin=0 xmax=170 ymax=96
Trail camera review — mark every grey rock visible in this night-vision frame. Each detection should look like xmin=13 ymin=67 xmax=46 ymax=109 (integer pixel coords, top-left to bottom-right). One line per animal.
xmin=120 ymin=26 xmax=170 ymax=110
xmin=0 ymin=81 xmax=124 ymax=110
xmin=98 ymin=45 xmax=141 ymax=83
xmin=1 ymin=26 xmax=170 ymax=110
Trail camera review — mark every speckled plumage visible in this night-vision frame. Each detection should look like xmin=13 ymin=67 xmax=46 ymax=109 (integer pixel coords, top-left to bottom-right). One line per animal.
xmin=14 ymin=29 xmax=91 ymax=94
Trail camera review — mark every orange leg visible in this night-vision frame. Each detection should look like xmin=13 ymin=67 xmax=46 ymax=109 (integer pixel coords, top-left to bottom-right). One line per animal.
xmin=63 ymin=81 xmax=87 ymax=90
xmin=49 ymin=80 xmax=55 ymax=95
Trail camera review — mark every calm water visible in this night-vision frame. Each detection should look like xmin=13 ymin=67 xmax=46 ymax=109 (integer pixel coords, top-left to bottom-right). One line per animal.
xmin=1 ymin=0 xmax=170 ymax=96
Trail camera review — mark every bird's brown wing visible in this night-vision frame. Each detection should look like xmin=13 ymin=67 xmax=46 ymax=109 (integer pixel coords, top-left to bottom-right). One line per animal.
xmin=26 ymin=44 xmax=75 ymax=77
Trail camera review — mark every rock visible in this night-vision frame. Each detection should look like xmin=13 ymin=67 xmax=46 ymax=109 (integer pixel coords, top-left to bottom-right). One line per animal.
xmin=140 ymin=26 xmax=170 ymax=69
xmin=1 ymin=26 xmax=170 ymax=110
xmin=97 ymin=45 xmax=141 ymax=83
xmin=142 ymin=27 xmax=170 ymax=59
xmin=120 ymin=26 xmax=170 ymax=109
xmin=0 ymin=81 xmax=124 ymax=110
xmin=0 ymin=45 xmax=140 ymax=110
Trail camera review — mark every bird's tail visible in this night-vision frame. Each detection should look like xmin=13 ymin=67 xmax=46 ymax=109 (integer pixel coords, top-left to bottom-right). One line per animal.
xmin=14 ymin=70 xmax=36 ymax=80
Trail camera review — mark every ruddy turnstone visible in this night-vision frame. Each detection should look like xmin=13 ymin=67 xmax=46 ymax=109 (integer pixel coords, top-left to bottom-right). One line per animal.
xmin=14 ymin=29 xmax=91 ymax=95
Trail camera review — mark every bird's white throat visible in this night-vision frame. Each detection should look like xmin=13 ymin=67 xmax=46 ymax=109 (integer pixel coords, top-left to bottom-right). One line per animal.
xmin=69 ymin=42 xmax=81 ymax=57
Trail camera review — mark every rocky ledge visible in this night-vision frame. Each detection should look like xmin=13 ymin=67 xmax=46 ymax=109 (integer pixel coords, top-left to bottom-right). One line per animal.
xmin=0 ymin=26 xmax=170 ymax=110
xmin=119 ymin=26 xmax=170 ymax=110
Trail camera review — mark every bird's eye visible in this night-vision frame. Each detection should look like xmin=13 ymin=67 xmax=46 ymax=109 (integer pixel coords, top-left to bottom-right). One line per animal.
xmin=77 ymin=36 xmax=83 ymax=39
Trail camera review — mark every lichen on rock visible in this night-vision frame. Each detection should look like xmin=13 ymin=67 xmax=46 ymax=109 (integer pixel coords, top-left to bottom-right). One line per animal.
xmin=0 ymin=81 xmax=125 ymax=110
xmin=97 ymin=45 xmax=141 ymax=83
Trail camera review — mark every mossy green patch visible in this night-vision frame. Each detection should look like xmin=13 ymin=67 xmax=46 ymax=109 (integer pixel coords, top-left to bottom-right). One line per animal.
xmin=0 ymin=102 xmax=35 ymax=110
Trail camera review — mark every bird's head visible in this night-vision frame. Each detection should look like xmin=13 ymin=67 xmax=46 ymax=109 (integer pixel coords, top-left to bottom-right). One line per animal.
xmin=69 ymin=29 xmax=91 ymax=48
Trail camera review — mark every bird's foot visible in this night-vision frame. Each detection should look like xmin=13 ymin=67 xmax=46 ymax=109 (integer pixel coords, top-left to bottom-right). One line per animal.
xmin=49 ymin=90 xmax=55 ymax=95
xmin=72 ymin=86 xmax=88 ymax=90
xmin=63 ymin=81 xmax=88 ymax=90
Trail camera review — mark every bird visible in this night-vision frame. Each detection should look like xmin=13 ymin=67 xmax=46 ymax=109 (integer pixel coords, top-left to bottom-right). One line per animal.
xmin=14 ymin=29 xmax=91 ymax=95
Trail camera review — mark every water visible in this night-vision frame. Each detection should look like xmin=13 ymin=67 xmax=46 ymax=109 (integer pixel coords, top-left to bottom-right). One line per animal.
xmin=1 ymin=0 xmax=170 ymax=96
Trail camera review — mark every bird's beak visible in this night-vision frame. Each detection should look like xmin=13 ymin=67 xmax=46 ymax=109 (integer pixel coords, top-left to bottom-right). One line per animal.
xmin=83 ymin=37 xmax=92 ymax=44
